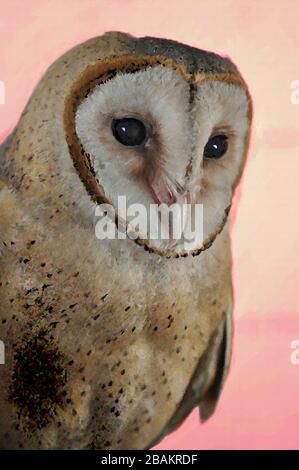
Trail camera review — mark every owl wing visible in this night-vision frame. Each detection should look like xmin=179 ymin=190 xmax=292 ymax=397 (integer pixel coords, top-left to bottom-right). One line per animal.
xmin=148 ymin=302 xmax=233 ymax=448
xmin=198 ymin=303 xmax=233 ymax=422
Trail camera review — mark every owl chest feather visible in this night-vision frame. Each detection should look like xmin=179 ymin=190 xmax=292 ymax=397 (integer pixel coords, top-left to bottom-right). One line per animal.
xmin=0 ymin=199 xmax=231 ymax=449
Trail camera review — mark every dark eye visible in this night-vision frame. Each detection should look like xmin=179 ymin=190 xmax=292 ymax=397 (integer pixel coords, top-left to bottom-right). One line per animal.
xmin=111 ymin=117 xmax=147 ymax=147
xmin=203 ymin=134 xmax=228 ymax=160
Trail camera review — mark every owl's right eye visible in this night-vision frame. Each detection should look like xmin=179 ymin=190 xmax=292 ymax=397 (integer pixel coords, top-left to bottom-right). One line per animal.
xmin=111 ymin=117 xmax=148 ymax=147
xmin=203 ymin=134 xmax=228 ymax=160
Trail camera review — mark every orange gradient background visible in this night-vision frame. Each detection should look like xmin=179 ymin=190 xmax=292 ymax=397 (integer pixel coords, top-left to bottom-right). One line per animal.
xmin=0 ymin=0 xmax=298 ymax=450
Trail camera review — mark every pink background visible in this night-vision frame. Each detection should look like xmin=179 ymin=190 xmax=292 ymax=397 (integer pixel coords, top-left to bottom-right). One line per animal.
xmin=1 ymin=0 xmax=299 ymax=450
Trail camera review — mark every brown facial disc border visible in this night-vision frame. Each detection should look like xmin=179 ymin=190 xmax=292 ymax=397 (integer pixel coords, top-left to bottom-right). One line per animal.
xmin=63 ymin=54 xmax=251 ymax=259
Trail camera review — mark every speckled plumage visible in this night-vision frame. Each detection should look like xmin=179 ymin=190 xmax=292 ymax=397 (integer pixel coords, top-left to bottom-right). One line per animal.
xmin=0 ymin=32 xmax=251 ymax=449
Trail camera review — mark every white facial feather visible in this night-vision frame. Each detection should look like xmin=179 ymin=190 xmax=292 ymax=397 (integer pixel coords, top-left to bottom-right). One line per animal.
xmin=190 ymin=81 xmax=250 ymax=249
xmin=75 ymin=66 xmax=193 ymax=208
xmin=75 ymin=65 xmax=250 ymax=255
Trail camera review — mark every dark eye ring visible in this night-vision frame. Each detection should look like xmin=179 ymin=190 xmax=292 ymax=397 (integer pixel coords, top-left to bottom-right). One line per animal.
xmin=111 ymin=117 xmax=148 ymax=147
xmin=203 ymin=134 xmax=228 ymax=160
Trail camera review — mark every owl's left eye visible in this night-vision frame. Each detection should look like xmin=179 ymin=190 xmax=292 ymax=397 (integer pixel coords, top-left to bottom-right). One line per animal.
xmin=203 ymin=134 xmax=228 ymax=160
xmin=111 ymin=117 xmax=147 ymax=147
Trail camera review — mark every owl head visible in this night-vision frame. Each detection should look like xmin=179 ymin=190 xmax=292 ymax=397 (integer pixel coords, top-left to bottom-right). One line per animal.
xmin=12 ymin=32 xmax=252 ymax=257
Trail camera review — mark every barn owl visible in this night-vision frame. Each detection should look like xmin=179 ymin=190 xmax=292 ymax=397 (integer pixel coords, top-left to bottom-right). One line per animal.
xmin=0 ymin=32 xmax=252 ymax=450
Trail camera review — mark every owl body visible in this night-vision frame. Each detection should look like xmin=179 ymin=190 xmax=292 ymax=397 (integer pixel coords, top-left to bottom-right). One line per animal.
xmin=0 ymin=33 xmax=251 ymax=449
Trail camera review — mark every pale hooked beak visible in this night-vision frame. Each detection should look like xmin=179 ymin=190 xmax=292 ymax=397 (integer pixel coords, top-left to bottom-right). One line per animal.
xmin=148 ymin=170 xmax=189 ymax=206
xmin=147 ymin=170 xmax=190 ymax=246
xmin=149 ymin=171 xmax=176 ymax=205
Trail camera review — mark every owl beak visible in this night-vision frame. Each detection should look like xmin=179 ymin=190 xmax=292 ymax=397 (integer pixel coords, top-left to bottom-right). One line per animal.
xmin=148 ymin=171 xmax=189 ymax=246
xmin=148 ymin=170 xmax=189 ymax=206
xmin=149 ymin=171 xmax=176 ymax=205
